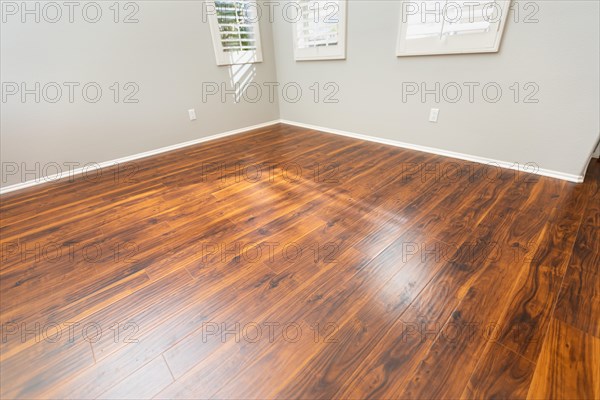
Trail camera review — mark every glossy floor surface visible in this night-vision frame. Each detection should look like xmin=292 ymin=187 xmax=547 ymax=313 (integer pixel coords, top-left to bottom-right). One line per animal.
xmin=1 ymin=124 xmax=599 ymax=399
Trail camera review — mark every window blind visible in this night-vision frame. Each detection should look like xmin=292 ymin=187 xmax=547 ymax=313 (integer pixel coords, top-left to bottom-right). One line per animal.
xmin=292 ymin=0 xmax=347 ymax=61
xmin=296 ymin=0 xmax=340 ymax=49
xmin=397 ymin=0 xmax=510 ymax=56
xmin=215 ymin=0 xmax=258 ymax=52
xmin=207 ymin=0 xmax=263 ymax=65
xmin=406 ymin=0 xmax=497 ymax=40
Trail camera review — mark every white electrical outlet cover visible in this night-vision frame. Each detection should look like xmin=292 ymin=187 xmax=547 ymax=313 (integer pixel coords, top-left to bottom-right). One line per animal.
xmin=429 ymin=108 xmax=439 ymax=122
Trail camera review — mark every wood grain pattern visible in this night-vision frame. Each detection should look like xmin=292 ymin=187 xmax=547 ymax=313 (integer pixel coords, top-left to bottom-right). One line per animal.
xmin=462 ymin=342 xmax=536 ymax=400
xmin=0 ymin=124 xmax=598 ymax=399
xmin=554 ymin=265 xmax=600 ymax=338
xmin=554 ymin=165 xmax=600 ymax=338
xmin=495 ymin=206 xmax=584 ymax=362
xmin=527 ymin=318 xmax=600 ymax=400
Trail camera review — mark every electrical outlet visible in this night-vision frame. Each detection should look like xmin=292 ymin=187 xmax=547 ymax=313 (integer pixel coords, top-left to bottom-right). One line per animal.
xmin=429 ymin=108 xmax=439 ymax=123
xmin=188 ymin=109 xmax=197 ymax=121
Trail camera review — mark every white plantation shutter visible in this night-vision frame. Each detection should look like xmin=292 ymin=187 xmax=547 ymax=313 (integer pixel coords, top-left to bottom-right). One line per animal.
xmin=292 ymin=0 xmax=347 ymax=61
xmin=297 ymin=1 xmax=339 ymax=48
xmin=207 ymin=0 xmax=263 ymax=65
xmin=397 ymin=0 xmax=511 ymax=56
xmin=441 ymin=0 xmax=497 ymax=35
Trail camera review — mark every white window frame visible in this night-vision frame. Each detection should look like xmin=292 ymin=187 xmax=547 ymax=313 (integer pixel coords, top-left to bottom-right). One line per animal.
xmin=292 ymin=0 xmax=347 ymax=61
xmin=396 ymin=0 xmax=511 ymax=57
xmin=206 ymin=0 xmax=264 ymax=66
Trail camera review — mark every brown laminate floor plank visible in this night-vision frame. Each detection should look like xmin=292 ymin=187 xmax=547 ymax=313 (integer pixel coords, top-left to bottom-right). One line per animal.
xmin=527 ymin=318 xmax=600 ymax=400
xmin=1 ymin=124 xmax=598 ymax=399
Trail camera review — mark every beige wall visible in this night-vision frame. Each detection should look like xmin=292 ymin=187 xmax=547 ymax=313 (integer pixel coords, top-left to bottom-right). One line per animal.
xmin=2 ymin=1 xmax=599 ymax=188
xmin=272 ymin=0 xmax=600 ymax=177
xmin=1 ymin=0 xmax=280 ymax=187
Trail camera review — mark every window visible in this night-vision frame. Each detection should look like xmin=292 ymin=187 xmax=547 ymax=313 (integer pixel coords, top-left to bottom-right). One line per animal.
xmin=206 ymin=0 xmax=263 ymax=66
xmin=396 ymin=0 xmax=511 ymax=56
xmin=292 ymin=0 xmax=347 ymax=61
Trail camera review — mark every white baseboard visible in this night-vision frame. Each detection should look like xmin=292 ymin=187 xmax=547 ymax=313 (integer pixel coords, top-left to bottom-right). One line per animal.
xmin=279 ymin=119 xmax=585 ymax=184
xmin=1 ymin=118 xmax=588 ymax=195
xmin=0 ymin=120 xmax=280 ymax=195
xmin=580 ymin=138 xmax=600 ymax=180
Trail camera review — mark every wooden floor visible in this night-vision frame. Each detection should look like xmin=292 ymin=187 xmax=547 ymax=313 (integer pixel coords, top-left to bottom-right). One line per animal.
xmin=1 ymin=124 xmax=598 ymax=399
